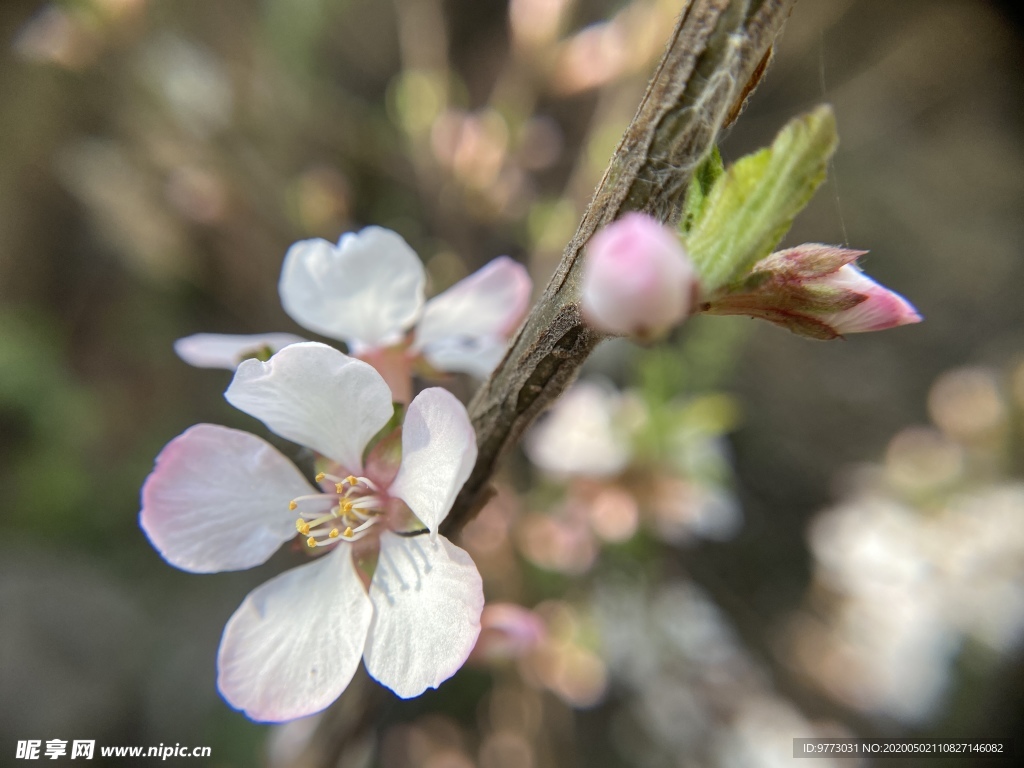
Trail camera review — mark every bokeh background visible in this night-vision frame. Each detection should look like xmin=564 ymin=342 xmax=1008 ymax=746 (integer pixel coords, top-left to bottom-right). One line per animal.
xmin=1 ymin=0 xmax=1022 ymax=766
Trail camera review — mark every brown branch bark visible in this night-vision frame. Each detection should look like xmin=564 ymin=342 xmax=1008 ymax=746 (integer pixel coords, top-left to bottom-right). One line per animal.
xmin=284 ymin=2 xmax=797 ymax=765
xmin=441 ymin=0 xmax=798 ymax=538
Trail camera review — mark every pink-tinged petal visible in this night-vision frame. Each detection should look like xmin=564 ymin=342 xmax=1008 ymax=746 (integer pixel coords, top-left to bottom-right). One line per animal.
xmin=413 ymin=256 xmax=531 ymax=377
xmin=388 ymin=388 xmax=477 ymax=536
xmin=225 ymin=342 xmax=394 ymax=472
xmin=140 ymin=424 xmax=313 ymax=573
xmin=174 ymin=333 xmax=306 ymax=370
xmin=818 ymin=265 xmax=922 ymax=334
xmin=364 ymin=532 xmax=484 ymax=698
xmin=582 ymin=213 xmax=697 ymax=338
xmin=358 ymin=345 xmax=414 ymax=405
xmin=217 ymin=547 xmax=372 ymax=722
xmin=278 ymin=227 xmax=426 ymax=349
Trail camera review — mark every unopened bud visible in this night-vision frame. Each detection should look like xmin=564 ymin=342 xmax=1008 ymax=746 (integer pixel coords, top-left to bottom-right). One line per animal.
xmin=704 ymin=244 xmax=921 ymax=339
xmin=582 ymin=213 xmax=697 ymax=339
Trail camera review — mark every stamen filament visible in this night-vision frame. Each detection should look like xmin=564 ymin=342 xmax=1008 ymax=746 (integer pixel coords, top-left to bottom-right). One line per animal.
xmin=355 ymin=476 xmax=379 ymax=492
xmin=347 ymin=507 xmax=372 ymax=522
xmin=302 ymin=510 xmax=343 ymax=530
xmin=351 ymin=516 xmax=381 ymax=534
xmin=349 ymin=495 xmax=382 ymax=511
xmin=290 ymin=493 xmax=338 ymax=509
xmin=342 ymin=526 xmax=377 ymax=542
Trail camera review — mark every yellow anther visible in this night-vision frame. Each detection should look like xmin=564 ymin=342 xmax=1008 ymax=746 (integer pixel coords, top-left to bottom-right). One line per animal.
xmin=335 ymin=482 xmax=345 ymax=494
xmin=343 ymin=526 xmax=354 ymax=538
xmin=295 ymin=519 xmax=310 ymax=535
xmin=289 ymin=500 xmax=297 ymax=511
xmin=315 ymin=472 xmax=326 ymax=483
xmin=340 ymin=498 xmax=353 ymax=514
xmin=306 ymin=536 xmax=317 ymax=548
xmin=329 ymin=528 xmax=340 ymax=538
xmin=345 ymin=475 xmax=358 ymax=486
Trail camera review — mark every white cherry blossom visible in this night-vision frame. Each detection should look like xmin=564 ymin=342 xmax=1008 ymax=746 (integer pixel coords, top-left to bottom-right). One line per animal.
xmin=140 ymin=342 xmax=483 ymax=721
xmin=279 ymin=227 xmax=532 ymax=384
xmin=176 ymin=227 xmax=531 ymax=401
xmin=284 ymin=225 xmax=532 ymax=382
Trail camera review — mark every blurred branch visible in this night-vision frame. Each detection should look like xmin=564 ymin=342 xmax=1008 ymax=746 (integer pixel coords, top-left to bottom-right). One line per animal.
xmin=285 ymin=2 xmax=798 ymax=765
xmin=441 ymin=0 xmax=798 ymax=538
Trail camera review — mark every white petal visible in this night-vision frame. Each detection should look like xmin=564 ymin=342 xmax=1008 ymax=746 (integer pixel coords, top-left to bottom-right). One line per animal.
xmin=140 ymin=424 xmax=313 ymax=573
xmin=225 ymin=342 xmax=394 ymax=472
xmin=364 ymin=532 xmax=484 ymax=698
xmin=174 ymin=333 xmax=306 ymax=370
xmin=389 ymin=388 xmax=476 ymax=536
xmin=416 ymin=336 xmax=509 ymax=379
xmin=414 ymin=256 xmax=531 ymax=377
xmin=217 ymin=547 xmax=372 ymax=722
xmin=278 ymin=227 xmax=426 ymax=348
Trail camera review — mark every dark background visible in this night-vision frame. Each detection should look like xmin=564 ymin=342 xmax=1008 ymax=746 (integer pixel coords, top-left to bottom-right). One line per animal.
xmin=1 ymin=0 xmax=1022 ymax=765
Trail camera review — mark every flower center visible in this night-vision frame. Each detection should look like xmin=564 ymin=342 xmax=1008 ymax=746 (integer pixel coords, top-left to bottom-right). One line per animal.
xmin=290 ymin=473 xmax=385 ymax=549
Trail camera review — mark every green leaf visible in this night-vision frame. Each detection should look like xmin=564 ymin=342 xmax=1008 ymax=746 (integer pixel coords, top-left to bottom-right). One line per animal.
xmin=680 ymin=146 xmax=724 ymax=234
xmin=685 ymin=105 xmax=838 ymax=291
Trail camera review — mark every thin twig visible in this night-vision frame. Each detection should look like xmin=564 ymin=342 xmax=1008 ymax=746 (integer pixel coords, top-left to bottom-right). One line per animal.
xmin=441 ymin=0 xmax=798 ymax=538
xmin=285 ymin=3 xmax=797 ymax=765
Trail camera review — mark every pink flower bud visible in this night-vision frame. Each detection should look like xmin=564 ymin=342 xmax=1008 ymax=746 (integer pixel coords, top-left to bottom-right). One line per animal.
xmin=582 ymin=213 xmax=697 ymax=339
xmin=704 ymin=244 xmax=921 ymax=340
xmin=815 ymin=264 xmax=922 ymax=334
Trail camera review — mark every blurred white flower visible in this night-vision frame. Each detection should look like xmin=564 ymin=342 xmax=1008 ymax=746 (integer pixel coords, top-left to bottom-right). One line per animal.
xmin=524 ymin=380 xmax=632 ymax=477
xmin=179 ymin=226 xmax=532 ymax=401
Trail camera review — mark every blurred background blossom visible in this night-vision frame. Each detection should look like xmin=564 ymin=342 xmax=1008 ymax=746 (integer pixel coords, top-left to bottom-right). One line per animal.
xmin=1 ymin=0 xmax=1022 ymax=765
xmin=788 ymin=363 xmax=1024 ymax=726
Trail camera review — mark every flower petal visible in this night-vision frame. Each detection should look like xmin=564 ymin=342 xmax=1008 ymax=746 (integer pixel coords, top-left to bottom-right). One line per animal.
xmin=818 ymin=265 xmax=922 ymax=334
xmin=418 ymin=337 xmax=509 ymax=379
xmin=279 ymin=227 xmax=426 ymax=349
xmin=217 ymin=547 xmax=372 ymax=722
xmin=174 ymin=333 xmax=306 ymax=370
xmin=140 ymin=424 xmax=313 ymax=573
xmin=225 ymin=342 xmax=394 ymax=472
xmin=364 ymin=532 xmax=484 ymax=698
xmin=388 ymin=388 xmax=476 ymax=536
xmin=413 ymin=256 xmax=531 ymax=377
